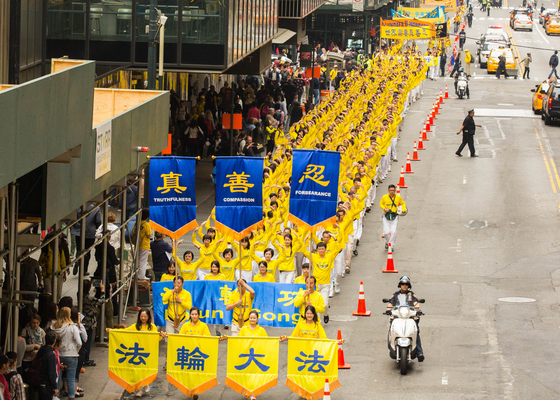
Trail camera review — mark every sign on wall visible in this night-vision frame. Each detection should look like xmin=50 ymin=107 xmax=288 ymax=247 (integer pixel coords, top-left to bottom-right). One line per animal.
xmin=95 ymin=121 xmax=112 ymax=179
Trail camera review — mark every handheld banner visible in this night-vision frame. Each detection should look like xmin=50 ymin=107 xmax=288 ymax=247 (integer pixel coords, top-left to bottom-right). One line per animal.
xmin=152 ymin=280 xmax=306 ymax=328
xmin=215 ymin=157 xmax=264 ymax=240
xmin=393 ymin=7 xmax=444 ymax=22
xmin=286 ymin=338 xmax=340 ymax=400
xmin=225 ymin=337 xmax=279 ymax=397
xmin=421 ymin=0 xmax=456 ymax=13
xmin=166 ymin=334 xmax=219 ymax=397
xmin=380 ymin=18 xmax=435 ymax=40
xmin=289 ymin=149 xmax=340 ymax=231
xmin=435 ymin=22 xmax=448 ymax=38
xmin=108 ymin=330 xmax=160 ymax=392
xmin=149 ymin=156 xmax=198 ymax=239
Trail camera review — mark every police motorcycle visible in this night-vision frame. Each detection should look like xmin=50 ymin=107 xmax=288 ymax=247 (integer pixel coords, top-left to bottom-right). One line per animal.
xmin=456 ymin=68 xmax=469 ymax=99
xmin=383 ymin=290 xmax=425 ymax=375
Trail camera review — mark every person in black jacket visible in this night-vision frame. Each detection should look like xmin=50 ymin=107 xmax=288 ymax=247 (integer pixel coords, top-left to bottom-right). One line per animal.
xmin=37 ymin=332 xmax=58 ymax=400
xmin=150 ymin=232 xmax=173 ymax=282
xmin=290 ymin=101 xmax=303 ymax=127
xmin=456 ymin=110 xmax=481 ymax=157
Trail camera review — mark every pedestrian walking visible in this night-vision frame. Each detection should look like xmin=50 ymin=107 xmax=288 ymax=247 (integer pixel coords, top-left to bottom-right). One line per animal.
xmin=548 ymin=50 xmax=559 ymax=80
xmin=450 ymin=53 xmax=462 ymax=77
xmin=459 ymin=29 xmax=466 ymax=50
xmin=464 ymin=49 xmax=473 ymax=76
xmin=440 ymin=50 xmax=447 ymax=77
xmin=495 ymin=52 xmax=508 ymax=79
xmin=522 ymin=53 xmax=532 ymax=79
xmin=456 ymin=109 xmax=481 ymax=157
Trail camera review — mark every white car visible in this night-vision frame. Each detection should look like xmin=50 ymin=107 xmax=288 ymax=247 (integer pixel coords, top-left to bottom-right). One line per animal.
xmin=484 ymin=27 xmax=511 ymax=45
xmin=514 ymin=14 xmax=533 ymax=30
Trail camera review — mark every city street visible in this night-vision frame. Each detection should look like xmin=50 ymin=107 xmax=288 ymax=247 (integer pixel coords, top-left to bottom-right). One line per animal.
xmin=54 ymin=3 xmax=560 ymax=399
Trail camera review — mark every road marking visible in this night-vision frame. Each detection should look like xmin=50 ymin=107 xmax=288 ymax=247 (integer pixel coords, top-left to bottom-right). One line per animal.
xmin=457 ymin=238 xmax=462 ymax=252
xmin=534 ymin=21 xmax=552 ymax=46
xmin=463 ymin=175 xmax=467 ymax=184
xmin=497 ymin=103 xmax=513 ymax=106
xmin=442 ymin=370 xmax=449 ymax=385
xmin=535 ymin=128 xmax=557 ymax=193
xmin=483 ymin=126 xmax=495 ymax=146
xmin=496 ymin=119 xmax=507 ymax=139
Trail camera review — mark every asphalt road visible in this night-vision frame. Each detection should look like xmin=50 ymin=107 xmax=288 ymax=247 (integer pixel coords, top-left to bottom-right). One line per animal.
xmin=74 ymin=5 xmax=560 ymax=398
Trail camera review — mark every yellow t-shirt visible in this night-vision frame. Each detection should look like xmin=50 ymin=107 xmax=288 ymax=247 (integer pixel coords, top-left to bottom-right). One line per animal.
xmin=294 ymin=275 xmax=307 ymax=284
xmin=179 ymin=320 xmax=211 ymax=336
xmin=290 ymin=320 xmax=327 ymax=339
xmin=124 ymin=322 xmax=158 ymax=332
xmin=253 ymin=273 xmax=275 ymax=283
xmin=228 ymin=290 xmax=253 ymax=325
xmin=160 ymin=273 xmax=175 ymax=282
xmin=204 ymin=273 xmax=226 ymax=281
xmin=162 ymin=288 xmax=192 ymax=322
xmin=239 ymin=325 xmax=268 ymax=337
xmin=293 ymin=290 xmax=325 ymax=318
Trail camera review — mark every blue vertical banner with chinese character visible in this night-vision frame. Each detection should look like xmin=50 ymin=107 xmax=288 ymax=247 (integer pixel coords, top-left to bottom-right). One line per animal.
xmin=289 ymin=149 xmax=340 ymax=232
xmin=286 ymin=338 xmax=340 ymax=399
xmin=225 ymin=337 xmax=279 ymax=398
xmin=149 ymin=156 xmax=198 ymax=239
xmin=152 ymin=281 xmax=305 ymax=328
xmin=214 ymin=157 xmax=264 ymax=240
xmin=108 ymin=330 xmax=160 ymax=392
xmin=167 ymin=334 xmax=219 ymax=397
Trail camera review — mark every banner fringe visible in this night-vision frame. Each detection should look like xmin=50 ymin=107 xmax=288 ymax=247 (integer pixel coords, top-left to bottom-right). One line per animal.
xmin=214 ymin=220 xmax=264 ymax=241
xmin=285 ymin=378 xmax=340 ymax=400
xmin=149 ymin=219 xmax=199 ymax=240
xmin=166 ymin=374 xmax=218 ymax=397
xmin=224 ymin=377 xmax=278 ymax=397
xmin=287 ymin=214 xmax=338 ymax=234
xmin=108 ymin=370 xmax=157 ymax=393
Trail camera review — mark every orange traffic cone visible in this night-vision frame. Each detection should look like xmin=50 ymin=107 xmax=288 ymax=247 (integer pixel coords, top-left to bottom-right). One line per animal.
xmin=396 ymin=185 xmax=401 ymax=195
xmin=397 ymin=165 xmax=408 ymax=188
xmin=425 ymin=119 xmax=432 ymax=132
xmin=445 ymin=85 xmax=449 ymax=99
xmin=440 ymin=89 xmax=444 ymax=103
xmin=422 ymin=128 xmax=429 ymax=141
xmin=323 ymin=379 xmax=332 ymax=400
xmin=353 ymin=281 xmax=371 ymax=316
xmin=418 ymin=136 xmax=425 ymax=150
xmin=412 ymin=142 xmax=421 ymax=161
xmin=432 ymin=105 xmax=438 ymax=119
xmin=435 ymin=101 xmax=440 ymax=114
xmin=404 ymin=153 xmax=414 ymax=173
xmin=429 ymin=111 xmax=434 ymax=125
xmin=337 ymin=330 xmax=351 ymax=369
xmin=382 ymin=243 xmax=398 ymax=273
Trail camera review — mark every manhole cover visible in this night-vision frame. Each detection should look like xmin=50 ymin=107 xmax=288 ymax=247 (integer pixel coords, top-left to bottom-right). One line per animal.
xmin=466 ymin=220 xmax=488 ymax=229
xmin=498 ymin=297 xmax=536 ymax=303
xmin=329 ymin=315 xmax=359 ymax=322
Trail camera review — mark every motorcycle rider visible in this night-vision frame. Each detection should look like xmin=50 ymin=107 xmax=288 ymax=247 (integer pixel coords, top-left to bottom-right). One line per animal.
xmin=454 ymin=67 xmax=470 ymax=99
xmin=385 ymin=276 xmax=424 ymax=362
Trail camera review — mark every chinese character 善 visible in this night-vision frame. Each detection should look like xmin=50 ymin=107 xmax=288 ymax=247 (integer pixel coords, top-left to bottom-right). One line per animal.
xmin=224 ymin=171 xmax=254 ymax=193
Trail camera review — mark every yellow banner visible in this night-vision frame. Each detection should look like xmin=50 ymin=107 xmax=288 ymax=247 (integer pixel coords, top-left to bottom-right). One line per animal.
xmin=396 ymin=6 xmax=446 ymax=23
xmin=286 ymin=338 xmax=340 ymax=400
xmin=166 ymin=334 xmax=219 ymax=397
xmin=108 ymin=330 xmax=160 ymax=392
xmin=380 ymin=18 xmax=435 ymax=40
xmin=422 ymin=0 xmax=456 ymax=13
xmin=225 ymin=337 xmax=279 ymax=397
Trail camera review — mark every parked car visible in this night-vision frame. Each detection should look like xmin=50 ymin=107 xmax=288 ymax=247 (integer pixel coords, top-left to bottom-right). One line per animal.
xmin=542 ymin=83 xmax=560 ymax=125
xmin=531 ymin=82 xmax=550 ymax=114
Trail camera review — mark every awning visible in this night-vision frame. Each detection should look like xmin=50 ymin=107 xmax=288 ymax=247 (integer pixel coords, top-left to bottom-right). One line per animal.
xmin=273 ymin=28 xmax=297 ymax=44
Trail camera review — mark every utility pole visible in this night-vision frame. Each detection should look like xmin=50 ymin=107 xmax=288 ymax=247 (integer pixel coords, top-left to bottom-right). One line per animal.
xmin=364 ymin=0 xmax=370 ymax=55
xmin=147 ymin=0 xmax=157 ymax=90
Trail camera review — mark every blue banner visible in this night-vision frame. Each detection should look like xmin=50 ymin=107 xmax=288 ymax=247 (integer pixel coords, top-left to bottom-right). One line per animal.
xmin=289 ymin=149 xmax=340 ymax=231
xmin=214 ymin=157 xmax=264 ymax=240
xmin=149 ymin=156 xmax=198 ymax=239
xmin=152 ymin=281 xmax=306 ymax=328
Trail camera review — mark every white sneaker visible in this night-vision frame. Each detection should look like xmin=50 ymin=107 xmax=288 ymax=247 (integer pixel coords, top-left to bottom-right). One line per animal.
xmin=135 ymin=388 xmax=144 ymax=398
xmin=329 ymin=287 xmax=334 ymax=298
xmin=334 ymin=284 xmax=341 ymax=294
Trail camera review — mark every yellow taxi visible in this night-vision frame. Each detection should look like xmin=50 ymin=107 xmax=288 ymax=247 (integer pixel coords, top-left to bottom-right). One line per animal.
xmin=545 ymin=18 xmax=560 ymax=34
xmin=531 ymin=82 xmax=550 ymax=114
xmin=487 ymin=47 xmax=516 ymax=73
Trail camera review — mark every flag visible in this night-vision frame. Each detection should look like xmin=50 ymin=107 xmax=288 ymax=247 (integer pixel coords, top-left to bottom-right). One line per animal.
xmin=215 ymin=157 xmax=264 ymax=240
xmin=166 ymin=334 xmax=219 ymax=397
xmin=380 ymin=18 xmax=435 ymax=40
xmin=108 ymin=330 xmax=160 ymax=392
xmin=289 ymin=149 xmax=340 ymax=232
xmin=149 ymin=156 xmax=198 ymax=239
xmin=152 ymin=280 xmax=305 ymax=328
xmin=225 ymin=337 xmax=279 ymax=397
xmin=286 ymin=338 xmax=340 ymax=400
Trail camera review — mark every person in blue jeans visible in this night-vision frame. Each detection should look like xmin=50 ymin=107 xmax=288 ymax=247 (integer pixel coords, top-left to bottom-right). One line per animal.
xmin=549 ymin=50 xmax=559 ymax=79
xmin=51 ymin=307 xmax=83 ymax=398
xmin=81 ymin=279 xmax=104 ymax=367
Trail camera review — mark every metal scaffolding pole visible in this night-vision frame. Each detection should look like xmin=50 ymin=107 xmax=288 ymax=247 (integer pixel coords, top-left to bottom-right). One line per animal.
xmin=0 ymin=196 xmax=5 ymax=343
xmin=132 ymin=175 xmax=143 ymax=308
xmin=78 ymin=205 xmax=86 ymax=314
xmin=118 ymin=188 xmax=127 ymax=325
xmin=52 ymin=221 xmax=59 ymax=305
xmin=8 ymin=183 xmax=17 ymax=351
xmin=99 ymin=191 xmax=109 ymax=344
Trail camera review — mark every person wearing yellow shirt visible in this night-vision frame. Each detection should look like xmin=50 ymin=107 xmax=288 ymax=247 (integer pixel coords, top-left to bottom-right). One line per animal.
xmin=226 ymin=279 xmax=255 ymax=336
xmin=211 ymin=248 xmax=237 ymax=281
xmin=238 ymin=310 xmax=268 ymax=337
xmin=294 ymin=263 xmax=310 ymax=284
xmin=301 ymin=242 xmax=339 ymax=324
xmin=179 ymin=307 xmax=211 ymax=336
xmin=160 ymin=260 xmax=178 ymax=282
xmin=162 ymin=276 xmax=192 ymax=333
xmin=293 ymin=276 xmax=325 ymax=321
xmin=204 ymin=261 xmax=226 ymax=280
xmin=134 ymin=208 xmax=152 ymax=280
xmin=173 ymin=245 xmax=202 ymax=281
xmin=231 ymin=238 xmax=254 ymax=282
xmin=251 ymin=246 xmax=283 ymax=277
xmin=253 ymin=261 xmax=275 ymax=282
xmin=280 ymin=306 xmax=327 ymax=340
xmin=275 ymin=234 xmax=302 ymax=283
xmin=379 ymin=184 xmax=407 ymax=250
xmin=192 ymin=233 xmax=219 ymax=280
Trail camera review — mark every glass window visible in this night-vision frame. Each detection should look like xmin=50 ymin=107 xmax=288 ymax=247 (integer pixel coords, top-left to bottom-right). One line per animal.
xmin=47 ymin=0 xmax=87 ymax=40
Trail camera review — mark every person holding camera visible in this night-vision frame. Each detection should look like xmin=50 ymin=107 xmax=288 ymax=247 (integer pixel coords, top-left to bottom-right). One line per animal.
xmin=379 ymin=184 xmax=407 ymax=250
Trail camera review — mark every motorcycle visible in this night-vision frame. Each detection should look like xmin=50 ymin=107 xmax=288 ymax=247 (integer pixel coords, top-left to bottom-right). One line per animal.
xmin=383 ymin=295 xmax=425 ymax=375
xmin=457 ymin=74 xmax=468 ymax=99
